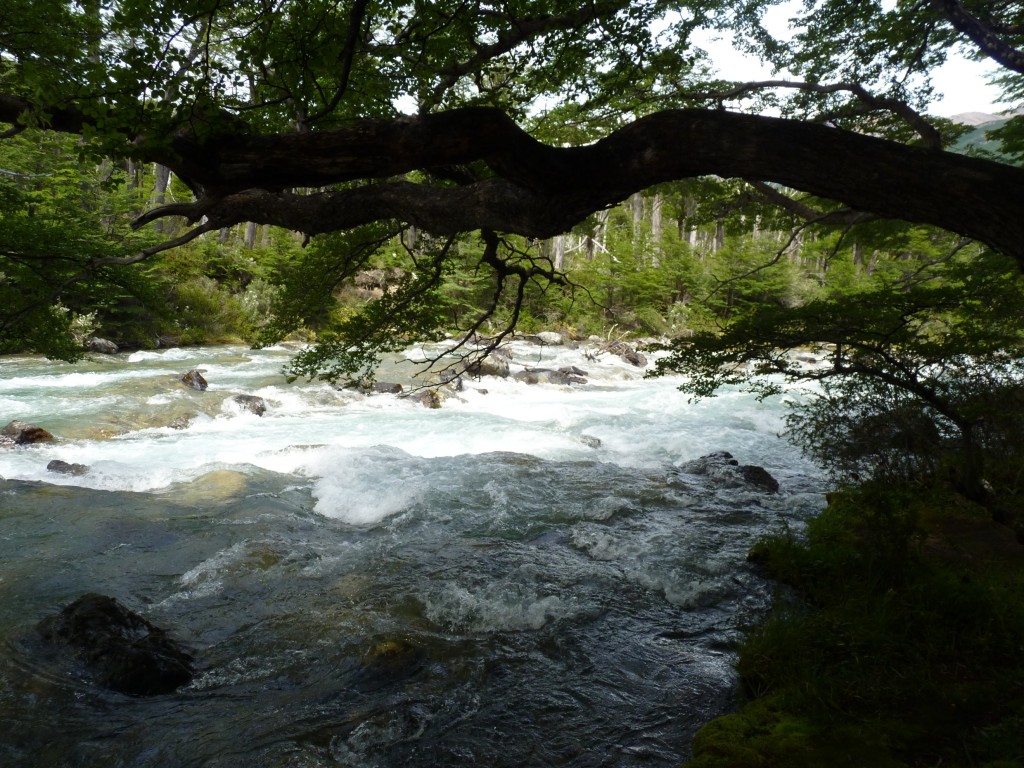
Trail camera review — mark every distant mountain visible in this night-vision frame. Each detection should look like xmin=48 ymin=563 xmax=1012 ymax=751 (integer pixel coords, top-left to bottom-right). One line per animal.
xmin=946 ymin=109 xmax=1023 ymax=159
xmin=948 ymin=109 xmax=1024 ymax=126
xmin=949 ymin=111 xmax=1004 ymax=126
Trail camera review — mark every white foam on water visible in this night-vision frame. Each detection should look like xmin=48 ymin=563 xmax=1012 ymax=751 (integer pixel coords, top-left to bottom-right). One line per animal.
xmin=422 ymin=582 xmax=584 ymax=631
xmin=0 ymin=343 xmax=811 ymax=499
xmin=127 ymin=348 xmax=206 ymax=362
xmin=305 ymin=446 xmax=426 ymax=524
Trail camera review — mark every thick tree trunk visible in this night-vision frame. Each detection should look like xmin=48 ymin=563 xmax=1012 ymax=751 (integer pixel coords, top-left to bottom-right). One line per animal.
xmin=4 ymin=95 xmax=1023 ymax=264
xmin=130 ymin=108 xmax=1024 ymax=264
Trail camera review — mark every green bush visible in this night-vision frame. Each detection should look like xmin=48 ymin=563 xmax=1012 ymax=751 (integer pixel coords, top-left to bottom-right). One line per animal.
xmin=688 ymin=486 xmax=1024 ymax=768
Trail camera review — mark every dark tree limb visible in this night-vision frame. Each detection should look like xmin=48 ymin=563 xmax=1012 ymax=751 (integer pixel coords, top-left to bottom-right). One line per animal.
xmin=5 ymin=91 xmax=1024 ymax=268
xmin=680 ymin=79 xmax=942 ymax=148
xmin=935 ymin=0 xmax=1024 ymax=74
xmin=745 ymin=180 xmax=877 ymax=227
xmin=119 ymin=108 xmax=1024 ymax=266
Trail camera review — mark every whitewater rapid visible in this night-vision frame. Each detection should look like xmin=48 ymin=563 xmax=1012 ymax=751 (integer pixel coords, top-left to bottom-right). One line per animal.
xmin=0 ymin=340 xmax=824 ymax=767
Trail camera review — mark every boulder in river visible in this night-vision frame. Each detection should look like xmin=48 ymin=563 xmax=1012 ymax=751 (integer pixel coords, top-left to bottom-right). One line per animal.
xmin=231 ymin=394 xmax=267 ymax=416
xmin=371 ymin=382 xmax=404 ymax=394
xmin=86 ymin=337 xmax=119 ymax=355
xmin=600 ymin=340 xmax=647 ymax=367
xmin=37 ymin=593 xmax=194 ymax=696
xmin=671 ymin=451 xmax=780 ymax=493
xmin=536 ymin=331 xmax=564 ymax=345
xmin=180 ymin=369 xmax=208 ymax=391
xmin=2 ymin=420 xmax=54 ymax=445
xmin=47 ymin=459 xmax=89 ymax=476
xmin=467 ymin=354 xmax=510 ymax=378
xmin=514 ymin=368 xmax=573 ymax=386
xmin=413 ymin=389 xmax=443 ymax=409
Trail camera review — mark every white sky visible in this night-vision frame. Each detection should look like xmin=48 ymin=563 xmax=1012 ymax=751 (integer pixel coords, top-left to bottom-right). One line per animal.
xmin=697 ymin=31 xmax=1006 ymax=116
xmin=700 ymin=0 xmax=1008 ymax=117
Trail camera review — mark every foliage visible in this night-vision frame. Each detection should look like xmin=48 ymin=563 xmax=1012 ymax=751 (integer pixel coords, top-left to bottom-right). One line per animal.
xmin=686 ymin=484 xmax=1024 ymax=768
xmin=0 ymin=129 xmax=164 ymax=357
xmin=654 ymin=238 xmax=1024 ymax=509
xmin=276 ymin=234 xmax=457 ymax=384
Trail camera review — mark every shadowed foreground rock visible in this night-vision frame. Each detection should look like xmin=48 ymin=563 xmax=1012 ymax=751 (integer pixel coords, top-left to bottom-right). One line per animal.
xmin=37 ymin=593 xmax=194 ymax=695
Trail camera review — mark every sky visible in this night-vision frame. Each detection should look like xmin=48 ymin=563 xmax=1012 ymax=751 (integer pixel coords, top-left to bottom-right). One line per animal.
xmin=700 ymin=0 xmax=1008 ymax=117
xmin=696 ymin=31 xmax=1005 ymax=117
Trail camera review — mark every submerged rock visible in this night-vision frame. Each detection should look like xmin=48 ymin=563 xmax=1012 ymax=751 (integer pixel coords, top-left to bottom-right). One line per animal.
xmin=46 ymin=459 xmax=89 ymax=476
xmin=180 ymin=369 xmax=208 ymax=391
xmin=2 ymin=420 xmax=54 ymax=445
xmin=354 ymin=637 xmax=426 ymax=690
xmin=231 ymin=394 xmax=267 ymax=416
xmin=671 ymin=451 xmax=780 ymax=494
xmin=37 ymin=593 xmax=194 ymax=695
xmin=580 ymin=435 xmax=602 ymax=449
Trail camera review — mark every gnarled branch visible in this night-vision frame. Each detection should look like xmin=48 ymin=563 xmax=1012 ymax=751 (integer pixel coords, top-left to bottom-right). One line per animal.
xmin=936 ymin=0 xmax=1024 ymax=74
xmin=127 ymin=108 xmax=1024 ymax=266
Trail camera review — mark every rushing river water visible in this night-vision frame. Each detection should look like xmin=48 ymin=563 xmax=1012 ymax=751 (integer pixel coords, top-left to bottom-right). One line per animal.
xmin=0 ymin=341 xmax=824 ymax=767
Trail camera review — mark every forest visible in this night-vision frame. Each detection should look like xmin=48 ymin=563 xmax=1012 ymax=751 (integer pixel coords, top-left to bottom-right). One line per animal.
xmin=2 ymin=0 xmax=1024 ymax=765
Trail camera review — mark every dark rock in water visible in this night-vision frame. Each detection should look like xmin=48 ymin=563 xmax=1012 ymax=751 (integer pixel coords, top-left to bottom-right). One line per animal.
xmin=738 ymin=464 xmax=780 ymax=494
xmin=86 ymin=337 xmax=119 ymax=355
xmin=180 ymin=369 xmax=208 ymax=391
xmin=467 ymin=355 xmax=510 ymax=378
xmin=37 ymin=593 xmax=194 ymax=695
xmin=2 ymin=420 xmax=55 ymax=445
xmin=169 ymin=416 xmax=191 ymax=430
xmin=413 ymin=390 xmax=443 ymax=409
xmin=671 ymin=451 xmax=779 ymax=494
xmin=601 ymin=340 xmax=647 ymax=367
xmin=580 ymin=435 xmax=602 ymax=449
xmin=514 ymin=368 xmax=574 ymax=385
xmin=372 ymin=382 xmax=403 ymax=394
xmin=231 ymin=394 xmax=267 ymax=416
xmin=678 ymin=451 xmax=739 ymax=474
xmin=47 ymin=459 xmax=89 ymax=476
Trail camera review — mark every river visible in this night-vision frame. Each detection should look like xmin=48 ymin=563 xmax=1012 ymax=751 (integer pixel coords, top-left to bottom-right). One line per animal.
xmin=0 ymin=340 xmax=824 ymax=767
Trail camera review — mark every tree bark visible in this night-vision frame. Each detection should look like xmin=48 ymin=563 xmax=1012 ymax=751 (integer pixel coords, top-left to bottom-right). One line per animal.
xmin=4 ymin=96 xmax=1024 ymax=266
xmin=130 ymin=108 xmax=1024 ymax=264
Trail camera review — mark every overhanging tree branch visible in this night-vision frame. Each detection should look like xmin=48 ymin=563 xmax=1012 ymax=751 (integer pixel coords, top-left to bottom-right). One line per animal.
xmin=935 ymin=0 xmax=1024 ymax=74
xmin=112 ymin=108 xmax=1024 ymax=266
xmin=679 ymin=79 xmax=942 ymax=148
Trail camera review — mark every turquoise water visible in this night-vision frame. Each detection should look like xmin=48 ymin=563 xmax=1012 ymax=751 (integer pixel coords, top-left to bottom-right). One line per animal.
xmin=0 ymin=342 xmax=824 ymax=766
